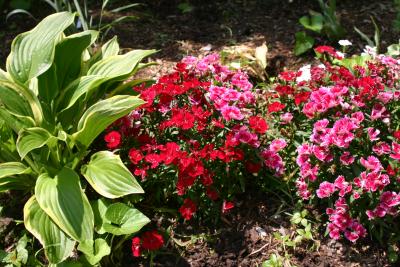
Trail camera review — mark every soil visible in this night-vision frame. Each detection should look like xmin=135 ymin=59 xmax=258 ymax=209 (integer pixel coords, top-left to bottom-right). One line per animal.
xmin=0 ymin=0 xmax=398 ymax=266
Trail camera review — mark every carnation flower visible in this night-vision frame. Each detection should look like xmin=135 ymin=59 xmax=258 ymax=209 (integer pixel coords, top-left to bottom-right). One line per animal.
xmin=104 ymin=131 xmax=121 ymax=149
xmin=141 ymin=231 xmax=164 ymax=251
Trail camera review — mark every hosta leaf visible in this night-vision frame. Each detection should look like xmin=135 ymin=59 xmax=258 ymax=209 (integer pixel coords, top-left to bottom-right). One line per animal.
xmin=294 ymin=31 xmax=315 ymax=56
xmin=56 ymin=30 xmax=98 ymax=88
xmin=0 ymin=162 xmax=33 ymax=192
xmin=24 ymin=196 xmax=75 ymax=264
xmin=0 ymin=162 xmax=30 ymax=178
xmin=81 ymin=151 xmax=144 ymax=199
xmin=6 ymin=12 xmax=75 ymax=84
xmin=35 ymin=168 xmax=94 ymax=242
xmin=87 ymin=49 xmax=156 ymax=78
xmin=16 ymin=127 xmax=54 ymax=159
xmin=77 ymin=239 xmax=110 ymax=265
xmin=103 ymin=203 xmax=150 ymax=235
xmin=299 ymin=12 xmax=323 ymax=33
xmin=90 ymin=198 xmax=111 ymax=234
xmin=101 ymin=36 xmax=119 ymax=58
xmin=73 ymin=95 xmax=144 ymax=147
xmin=0 ymin=107 xmax=35 ymax=134
xmin=0 ymin=85 xmax=32 ymax=117
xmin=57 ymin=75 xmax=106 ymax=112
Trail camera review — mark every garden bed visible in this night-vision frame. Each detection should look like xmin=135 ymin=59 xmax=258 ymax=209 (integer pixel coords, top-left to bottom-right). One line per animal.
xmin=1 ymin=1 xmax=400 ymax=266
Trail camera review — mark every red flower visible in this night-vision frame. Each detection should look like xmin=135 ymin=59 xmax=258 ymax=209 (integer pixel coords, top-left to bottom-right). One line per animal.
xmin=394 ymin=130 xmax=400 ymax=140
xmin=294 ymin=92 xmax=310 ymax=105
xmin=129 ymin=148 xmax=143 ymax=165
xmin=131 ymin=237 xmax=141 ymax=257
xmin=141 ymin=231 xmax=164 ymax=251
xmin=179 ymin=198 xmax=197 ymax=220
xmin=249 ymin=116 xmax=269 ymax=134
xmin=315 ymin=46 xmax=343 ymax=59
xmin=206 ymin=188 xmax=219 ymax=200
xmin=267 ymin=102 xmax=286 ymax=113
xmin=222 ymin=200 xmax=235 ymax=213
xmin=245 ymin=161 xmax=262 ymax=174
xmin=104 ymin=131 xmax=121 ymax=149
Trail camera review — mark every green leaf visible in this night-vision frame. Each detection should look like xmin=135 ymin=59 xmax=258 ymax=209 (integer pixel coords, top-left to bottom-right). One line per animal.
xmin=0 ymin=84 xmax=32 ymax=117
xmin=87 ymin=49 xmax=156 ymax=78
xmin=387 ymin=43 xmax=400 ymax=56
xmin=16 ymin=127 xmax=54 ymax=159
xmin=0 ymin=162 xmax=30 ymax=179
xmin=24 ymin=196 xmax=75 ymax=264
xmin=57 ymin=75 xmax=106 ymax=112
xmin=90 ymin=198 xmax=110 ymax=234
xmin=73 ymin=95 xmax=144 ymax=147
xmin=101 ymin=36 xmax=119 ymax=58
xmin=81 ymin=151 xmax=144 ymax=199
xmin=0 ymin=107 xmax=35 ymax=134
xmin=103 ymin=203 xmax=150 ymax=235
xmin=56 ymin=31 xmax=98 ymax=89
xmin=35 ymin=168 xmax=94 ymax=242
xmin=77 ymin=239 xmax=110 ymax=265
xmin=294 ymin=31 xmax=315 ymax=56
xmin=6 ymin=12 xmax=75 ymax=84
xmin=299 ymin=12 xmax=323 ymax=33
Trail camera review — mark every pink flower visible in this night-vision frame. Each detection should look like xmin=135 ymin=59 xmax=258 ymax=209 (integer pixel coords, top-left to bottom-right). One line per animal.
xmin=280 ymin=112 xmax=293 ymax=124
xmin=269 ymin=139 xmax=287 ymax=152
xmin=340 ymin=152 xmax=355 ymax=165
xmin=334 ymin=176 xmax=352 ymax=197
xmin=372 ymin=142 xmax=391 ymax=155
xmin=360 ymin=156 xmax=383 ymax=172
xmin=221 ymin=105 xmax=244 ymax=121
xmin=390 ymin=142 xmax=400 ymax=160
xmin=316 ymin=181 xmax=336 ymax=198
xmin=371 ymin=103 xmax=386 ymax=121
xmin=367 ymin=127 xmax=380 ymax=141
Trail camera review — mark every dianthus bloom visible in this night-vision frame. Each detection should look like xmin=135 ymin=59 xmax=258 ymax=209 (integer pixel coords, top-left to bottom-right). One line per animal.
xmin=179 ymin=198 xmax=197 ymax=220
xmin=131 ymin=237 xmax=141 ymax=257
xmin=104 ymin=131 xmax=121 ymax=149
xmin=249 ymin=116 xmax=269 ymax=134
xmin=141 ymin=231 xmax=164 ymax=251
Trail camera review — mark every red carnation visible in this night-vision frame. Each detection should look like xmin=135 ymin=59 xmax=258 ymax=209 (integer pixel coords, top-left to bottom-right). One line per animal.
xmin=267 ymin=102 xmax=286 ymax=113
xmin=245 ymin=161 xmax=262 ymax=174
xmin=249 ymin=116 xmax=269 ymax=134
xmin=104 ymin=131 xmax=121 ymax=149
xmin=141 ymin=231 xmax=164 ymax=251
xmin=394 ymin=130 xmax=400 ymax=140
xmin=129 ymin=148 xmax=143 ymax=165
xmin=179 ymin=198 xmax=197 ymax=220
xmin=206 ymin=188 xmax=219 ymax=200
xmin=294 ymin=92 xmax=311 ymax=105
xmin=222 ymin=200 xmax=235 ymax=213
xmin=131 ymin=237 xmax=141 ymax=257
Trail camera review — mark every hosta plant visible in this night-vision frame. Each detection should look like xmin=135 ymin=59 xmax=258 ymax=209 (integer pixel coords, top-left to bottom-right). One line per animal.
xmin=0 ymin=12 xmax=156 ymax=265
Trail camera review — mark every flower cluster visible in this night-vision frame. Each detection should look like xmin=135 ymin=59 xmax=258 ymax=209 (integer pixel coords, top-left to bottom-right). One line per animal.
xmin=104 ymin=54 xmax=283 ymax=221
xmin=263 ymin=46 xmax=400 ymax=243
xmin=131 ymin=230 xmax=164 ymax=257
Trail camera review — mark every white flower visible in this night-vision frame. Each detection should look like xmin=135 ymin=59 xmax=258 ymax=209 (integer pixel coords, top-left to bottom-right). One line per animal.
xmin=336 ymin=51 xmax=345 ymax=59
xmin=338 ymin=40 xmax=352 ymax=46
xmin=296 ymin=64 xmax=311 ymax=83
xmin=361 ymin=45 xmax=377 ymax=57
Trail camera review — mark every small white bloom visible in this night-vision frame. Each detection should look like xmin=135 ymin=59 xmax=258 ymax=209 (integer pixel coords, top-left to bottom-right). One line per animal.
xmin=362 ymin=45 xmax=377 ymax=57
xmin=336 ymin=51 xmax=345 ymax=58
xmin=317 ymin=64 xmax=326 ymax=69
xmin=339 ymin=40 xmax=352 ymax=46
xmin=296 ymin=64 xmax=311 ymax=83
